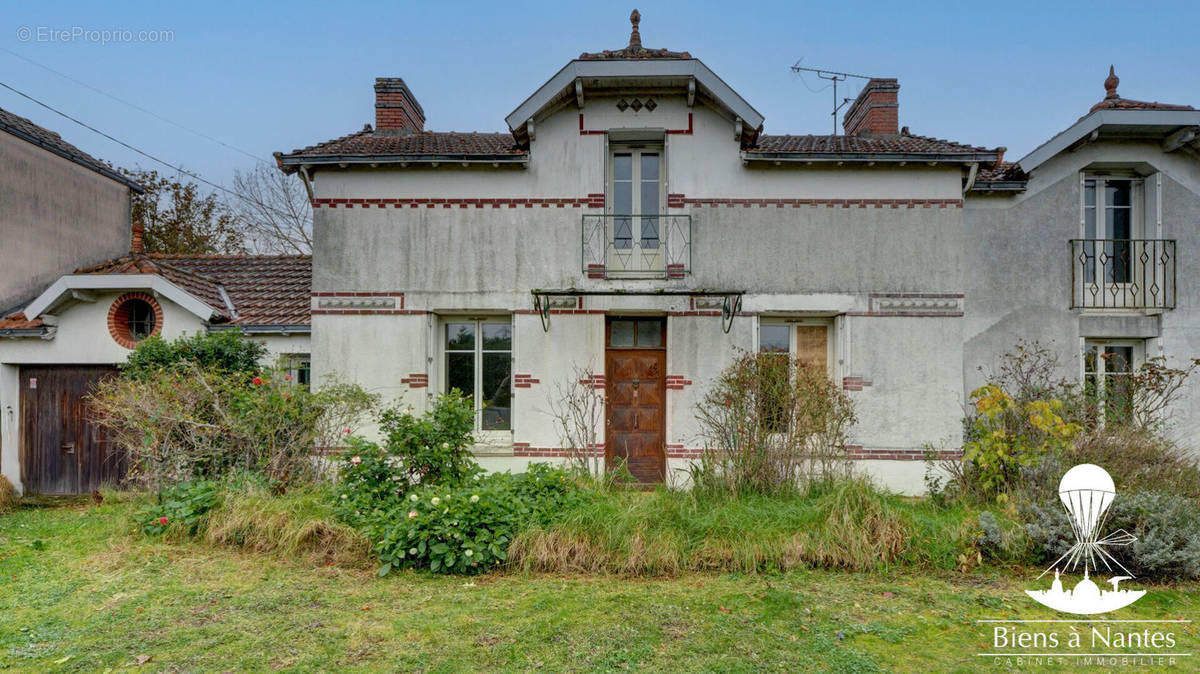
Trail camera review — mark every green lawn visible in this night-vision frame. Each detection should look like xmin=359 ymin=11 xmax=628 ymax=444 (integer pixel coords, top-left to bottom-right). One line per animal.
xmin=2 ymin=500 xmax=1197 ymax=672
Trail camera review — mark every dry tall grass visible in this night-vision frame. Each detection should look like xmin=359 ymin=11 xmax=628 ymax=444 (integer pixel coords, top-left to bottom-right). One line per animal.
xmin=0 ymin=474 xmax=16 ymax=514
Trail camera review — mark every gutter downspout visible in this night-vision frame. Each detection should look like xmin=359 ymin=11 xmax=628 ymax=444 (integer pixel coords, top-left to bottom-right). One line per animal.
xmin=298 ymin=165 xmax=315 ymax=203
xmin=963 ymin=162 xmax=979 ymax=195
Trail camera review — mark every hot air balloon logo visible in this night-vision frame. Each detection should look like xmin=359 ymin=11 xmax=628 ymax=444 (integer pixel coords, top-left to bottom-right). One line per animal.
xmin=1025 ymin=463 xmax=1144 ymax=614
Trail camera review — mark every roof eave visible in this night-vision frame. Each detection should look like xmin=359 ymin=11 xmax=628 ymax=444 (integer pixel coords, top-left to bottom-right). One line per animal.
xmin=0 ymin=120 xmax=145 ymax=193
xmin=742 ymin=151 xmax=1000 ymax=164
xmin=0 ymin=327 xmax=48 ymax=338
xmin=277 ymin=154 xmax=529 ymax=171
xmin=968 ymin=181 xmax=1028 ymax=193
xmin=24 ymin=274 xmax=222 ymax=323
xmin=1017 ymin=108 xmax=1200 ymax=174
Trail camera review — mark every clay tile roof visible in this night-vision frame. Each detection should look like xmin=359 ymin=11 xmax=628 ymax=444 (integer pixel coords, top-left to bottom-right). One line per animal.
xmin=73 ymin=254 xmax=311 ymax=327
xmin=0 ymin=312 xmax=43 ymax=330
xmin=0 ymin=106 xmax=143 ymax=192
xmin=749 ymin=133 xmax=993 ymax=155
xmin=975 ymin=161 xmax=1027 ymax=183
xmin=278 ymin=128 xmax=525 ymax=165
xmin=579 ymin=9 xmax=691 ymax=60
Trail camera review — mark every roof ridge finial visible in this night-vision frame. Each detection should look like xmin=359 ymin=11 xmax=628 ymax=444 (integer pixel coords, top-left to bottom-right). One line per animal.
xmin=1105 ymin=65 xmax=1120 ymax=99
xmin=629 ymin=9 xmax=642 ymax=50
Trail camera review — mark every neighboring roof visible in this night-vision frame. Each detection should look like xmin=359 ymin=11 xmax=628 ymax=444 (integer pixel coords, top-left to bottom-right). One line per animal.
xmin=1018 ymin=66 xmax=1200 ymax=173
xmin=0 ymin=106 xmax=143 ymax=192
xmin=969 ymin=161 xmax=1028 ymax=193
xmin=3 ymin=254 xmax=311 ymax=336
xmin=745 ymin=133 xmax=1000 ymax=163
xmin=277 ymin=127 xmax=526 ymax=172
xmin=579 ymin=10 xmax=691 ymax=60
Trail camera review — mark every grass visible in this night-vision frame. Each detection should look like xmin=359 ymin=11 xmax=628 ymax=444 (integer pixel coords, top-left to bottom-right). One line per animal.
xmin=510 ymin=480 xmax=978 ymax=575
xmin=4 ymin=498 xmax=1200 ymax=671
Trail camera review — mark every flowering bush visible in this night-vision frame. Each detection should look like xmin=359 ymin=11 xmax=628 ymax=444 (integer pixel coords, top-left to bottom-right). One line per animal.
xmin=136 ymin=480 xmax=221 ymax=535
xmin=370 ymin=464 xmax=584 ymax=575
xmin=377 ymin=391 xmax=478 ymax=487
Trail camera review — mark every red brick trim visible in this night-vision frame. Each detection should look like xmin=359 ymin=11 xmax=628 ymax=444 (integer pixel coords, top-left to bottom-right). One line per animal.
xmin=512 ymin=444 xmax=604 ymax=458
xmin=401 ymin=373 xmax=429 ymax=388
xmin=579 ymin=374 xmax=605 ymax=390
xmin=665 ymin=375 xmax=692 ymax=391
xmin=666 ymin=445 xmax=704 ymax=459
xmin=842 ymin=376 xmax=873 ymax=392
xmin=514 ymin=373 xmax=540 ymax=389
xmin=665 ymin=113 xmax=694 ymax=135
xmin=847 ymin=446 xmax=962 ymax=461
xmin=682 ymin=197 xmax=962 ymax=208
xmin=312 ymin=310 xmax=428 ymax=316
xmin=311 ymin=292 xmax=406 ymax=299
xmin=107 ymin=291 xmax=163 ymax=350
xmin=667 ymin=264 xmax=686 ymax=279
xmin=313 ymin=197 xmax=594 ymax=209
xmin=513 ymin=309 xmax=606 ymax=315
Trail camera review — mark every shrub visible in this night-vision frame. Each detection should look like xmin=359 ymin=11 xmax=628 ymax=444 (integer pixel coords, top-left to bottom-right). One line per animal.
xmin=960 ymin=384 xmax=1079 ymax=501
xmin=122 ymin=330 xmax=267 ymax=380
xmin=1022 ymin=490 xmax=1200 ymax=581
xmin=334 ymin=435 xmax=408 ymax=527
xmin=0 ymin=474 xmax=16 ymax=514
xmin=136 ymin=480 xmax=221 ymax=536
xmin=693 ymin=350 xmax=856 ymax=496
xmin=370 ymin=464 xmax=584 ymax=575
xmin=92 ymin=361 xmax=377 ymax=491
xmin=377 ymin=391 xmax=477 ymax=487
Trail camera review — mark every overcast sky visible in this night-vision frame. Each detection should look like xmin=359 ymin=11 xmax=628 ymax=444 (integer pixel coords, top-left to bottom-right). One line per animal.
xmin=2 ymin=0 xmax=1197 ymax=191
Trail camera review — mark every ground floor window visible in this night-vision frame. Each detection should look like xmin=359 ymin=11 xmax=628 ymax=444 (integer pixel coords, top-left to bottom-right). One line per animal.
xmin=1083 ymin=340 xmax=1141 ymax=426
xmin=280 ymin=354 xmax=311 ymax=389
xmin=444 ymin=319 xmax=512 ymax=431
xmin=756 ymin=320 xmax=833 ymax=432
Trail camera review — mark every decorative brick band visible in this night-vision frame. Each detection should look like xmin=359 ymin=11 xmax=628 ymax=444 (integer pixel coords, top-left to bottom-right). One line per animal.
xmin=586 ymin=263 xmax=606 ymax=279
xmin=666 ymin=445 xmax=704 ymax=459
xmin=514 ymin=373 xmax=540 ymax=389
xmin=666 ymin=264 xmax=686 ymax=279
xmin=312 ymin=309 xmax=428 ymax=316
xmin=847 ymin=446 xmax=962 ymax=461
xmin=665 ymin=375 xmax=693 ymax=391
xmin=586 ymin=193 xmax=606 ymax=208
xmin=842 ymin=376 xmax=873 ymax=392
xmin=847 ymin=293 xmax=966 ymax=318
xmin=312 ymin=197 xmax=593 ymax=209
xmin=682 ymin=197 xmax=962 ymax=208
xmin=512 ymin=443 xmax=603 ymax=457
xmin=401 ymin=374 xmax=428 ymax=388
xmin=107 ymin=291 xmax=163 ymax=350
xmin=579 ymin=374 xmax=605 ymax=390
xmin=667 ymin=193 xmax=686 ymax=208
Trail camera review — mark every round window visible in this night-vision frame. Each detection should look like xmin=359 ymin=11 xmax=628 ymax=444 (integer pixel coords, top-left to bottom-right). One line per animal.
xmin=108 ymin=292 xmax=163 ymax=348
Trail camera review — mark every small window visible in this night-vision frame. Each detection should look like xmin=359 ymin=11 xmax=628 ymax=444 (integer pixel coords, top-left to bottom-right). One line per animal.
xmin=108 ymin=292 xmax=162 ymax=349
xmin=127 ymin=300 xmax=155 ymax=339
xmin=281 ymin=354 xmax=312 ymax=389
xmin=607 ymin=318 xmax=664 ymax=348
xmin=1084 ymin=340 xmax=1139 ymax=426
xmin=444 ymin=319 xmax=512 ymax=431
xmin=757 ymin=322 xmax=829 ymax=373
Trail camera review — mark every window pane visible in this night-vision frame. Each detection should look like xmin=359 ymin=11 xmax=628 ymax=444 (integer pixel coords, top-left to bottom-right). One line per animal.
xmin=759 ymin=325 xmax=790 ymax=353
xmin=640 ymin=215 xmax=659 ymax=249
xmin=1084 ymin=180 xmax=1096 ymax=207
xmin=1106 ymin=180 xmax=1131 ymax=207
xmin=610 ymin=321 xmax=635 ymax=347
xmin=1107 ymin=207 xmax=1131 ymax=239
xmin=482 ymin=323 xmax=512 ymax=350
xmin=613 ymin=216 xmax=633 ymax=249
xmin=1104 ymin=346 xmax=1133 ymax=374
xmin=637 ymin=320 xmax=662 ymax=347
xmin=446 ymin=352 xmax=475 ymax=398
xmin=480 ymin=352 xmax=511 ymax=430
xmin=1083 ymin=345 xmax=1099 ymax=375
xmin=640 ymin=153 xmax=659 ymax=181
xmin=613 ymin=153 xmax=632 ymax=181
xmin=446 ymin=323 xmax=475 ymax=350
xmin=1084 ymin=204 xmax=1096 ymax=239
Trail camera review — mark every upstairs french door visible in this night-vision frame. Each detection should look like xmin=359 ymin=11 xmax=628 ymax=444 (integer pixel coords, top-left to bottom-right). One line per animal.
xmin=610 ymin=147 xmax=663 ymax=273
xmin=1082 ymin=177 xmax=1142 ymax=287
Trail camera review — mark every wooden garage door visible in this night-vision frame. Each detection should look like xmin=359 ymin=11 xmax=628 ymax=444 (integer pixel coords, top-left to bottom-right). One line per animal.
xmin=20 ymin=366 xmax=121 ymax=495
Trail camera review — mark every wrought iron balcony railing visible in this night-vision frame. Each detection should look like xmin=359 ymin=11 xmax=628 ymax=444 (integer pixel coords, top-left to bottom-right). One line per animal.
xmin=582 ymin=214 xmax=691 ymax=279
xmin=1070 ymin=238 xmax=1176 ymax=309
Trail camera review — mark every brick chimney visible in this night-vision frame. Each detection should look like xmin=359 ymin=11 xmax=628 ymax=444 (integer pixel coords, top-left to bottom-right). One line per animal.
xmin=130 ymin=222 xmax=145 ymax=254
xmin=374 ymin=78 xmax=425 ymax=132
xmin=843 ymin=78 xmax=900 ymax=137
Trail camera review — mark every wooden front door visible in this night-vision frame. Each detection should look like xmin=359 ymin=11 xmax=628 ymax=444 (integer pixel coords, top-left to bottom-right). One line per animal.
xmin=20 ymin=365 xmax=121 ymax=495
xmin=605 ymin=318 xmax=666 ymax=483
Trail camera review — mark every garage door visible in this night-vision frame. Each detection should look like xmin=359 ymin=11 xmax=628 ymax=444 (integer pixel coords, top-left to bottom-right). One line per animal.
xmin=20 ymin=365 xmax=122 ymax=495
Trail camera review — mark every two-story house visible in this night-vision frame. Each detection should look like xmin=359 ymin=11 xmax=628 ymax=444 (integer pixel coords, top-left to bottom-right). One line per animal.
xmin=964 ymin=67 xmax=1200 ymax=441
xmin=277 ymin=12 xmax=1005 ymax=492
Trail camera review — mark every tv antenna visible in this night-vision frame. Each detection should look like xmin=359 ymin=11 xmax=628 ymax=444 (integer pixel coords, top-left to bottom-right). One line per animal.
xmin=790 ymin=61 xmax=876 ymax=135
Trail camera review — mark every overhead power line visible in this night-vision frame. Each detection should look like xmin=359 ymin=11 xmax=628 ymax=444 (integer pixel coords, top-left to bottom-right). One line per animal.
xmin=0 ymin=79 xmax=298 ymax=222
xmin=0 ymin=46 xmax=268 ymax=164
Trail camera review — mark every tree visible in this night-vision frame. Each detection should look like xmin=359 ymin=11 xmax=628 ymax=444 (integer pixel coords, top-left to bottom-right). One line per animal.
xmin=229 ymin=164 xmax=313 ymax=254
xmin=122 ymin=168 xmax=245 ymax=255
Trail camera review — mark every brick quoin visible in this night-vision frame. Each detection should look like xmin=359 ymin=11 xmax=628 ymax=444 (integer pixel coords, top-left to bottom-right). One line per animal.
xmin=513 ymin=374 xmax=540 ymax=389
xmin=401 ymin=374 xmax=429 ymax=388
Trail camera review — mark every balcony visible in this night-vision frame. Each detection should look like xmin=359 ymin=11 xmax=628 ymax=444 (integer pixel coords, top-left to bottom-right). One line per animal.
xmin=1070 ymin=239 xmax=1176 ymax=310
xmin=582 ymin=214 xmax=691 ymax=279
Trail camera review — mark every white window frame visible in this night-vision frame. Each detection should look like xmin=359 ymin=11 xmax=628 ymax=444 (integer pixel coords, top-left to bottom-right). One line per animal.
xmin=756 ymin=317 xmax=836 ymax=375
xmin=608 ymin=143 xmax=665 ymax=273
xmin=439 ymin=316 xmax=513 ymax=439
xmin=1080 ymin=175 xmax=1144 ymax=288
xmin=1081 ymin=338 xmax=1143 ymax=426
xmin=279 ymin=353 xmax=311 ymax=389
